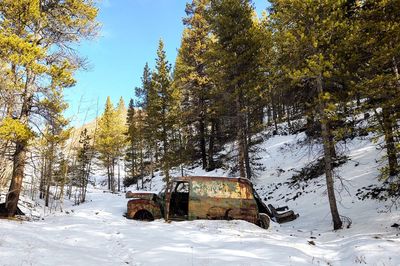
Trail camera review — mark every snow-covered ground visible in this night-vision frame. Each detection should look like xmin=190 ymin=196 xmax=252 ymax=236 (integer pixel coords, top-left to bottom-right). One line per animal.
xmin=1 ymin=131 xmax=399 ymax=265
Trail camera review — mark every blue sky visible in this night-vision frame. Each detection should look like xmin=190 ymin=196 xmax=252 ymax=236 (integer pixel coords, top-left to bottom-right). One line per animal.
xmin=65 ymin=0 xmax=269 ymax=125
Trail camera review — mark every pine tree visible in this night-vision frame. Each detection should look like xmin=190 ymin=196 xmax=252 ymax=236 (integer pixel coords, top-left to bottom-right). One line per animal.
xmin=269 ymin=0 xmax=353 ymax=230
xmin=174 ymin=0 xmax=214 ymax=170
xmin=135 ymin=109 xmax=146 ymax=184
xmin=95 ymin=97 xmax=126 ymax=192
xmin=135 ymin=63 xmax=158 ymax=185
xmin=125 ymin=100 xmax=147 ymax=189
xmin=116 ymin=97 xmax=126 ymax=191
xmin=39 ymin=89 xmax=71 ymax=207
xmin=125 ymin=99 xmax=139 ymax=188
xmin=75 ymin=128 xmax=93 ymax=203
xmin=150 ymin=40 xmax=176 ymax=182
xmin=0 ymin=0 xmax=98 ymax=217
xmin=135 ymin=63 xmax=152 ymax=109
xmin=206 ymin=0 xmax=265 ymax=179
xmin=352 ymin=0 xmax=400 ymax=178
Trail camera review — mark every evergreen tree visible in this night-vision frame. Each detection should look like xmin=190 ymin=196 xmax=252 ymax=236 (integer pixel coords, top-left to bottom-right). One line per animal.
xmin=125 ymin=104 xmax=147 ymax=188
xmin=75 ymin=128 xmax=93 ymax=203
xmin=125 ymin=99 xmax=139 ymax=188
xmin=116 ymin=97 xmax=127 ymax=191
xmin=0 ymin=0 xmax=98 ymax=217
xmin=353 ymin=0 xmax=400 ymax=178
xmin=174 ymin=0 xmax=214 ymax=170
xmin=117 ymin=97 xmax=127 ymax=117
xmin=135 ymin=63 xmax=152 ymax=109
xmin=39 ymin=88 xmax=71 ymax=207
xmin=206 ymin=0 xmax=265 ymax=179
xmin=135 ymin=109 xmax=146 ymax=184
xmin=150 ymin=40 xmax=177 ymax=182
xmin=95 ymin=97 xmax=126 ymax=192
xmin=135 ymin=63 xmax=158 ymax=185
xmin=269 ymin=0 xmax=353 ymax=230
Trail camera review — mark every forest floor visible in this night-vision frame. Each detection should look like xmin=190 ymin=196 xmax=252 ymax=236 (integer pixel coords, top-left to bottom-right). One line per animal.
xmin=1 ymin=128 xmax=400 ymax=266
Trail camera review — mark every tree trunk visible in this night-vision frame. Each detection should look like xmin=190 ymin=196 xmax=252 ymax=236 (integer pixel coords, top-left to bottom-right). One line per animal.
xmin=117 ymin=160 xmax=121 ymax=192
xmin=286 ymin=105 xmax=292 ymax=133
xmin=107 ymin=158 xmax=111 ymax=191
xmin=139 ymin=147 xmax=144 ymax=189
xmin=215 ymin=119 xmax=223 ymax=146
xmin=148 ymin=149 xmax=154 ymax=190
xmin=236 ymin=97 xmax=246 ymax=178
xmin=154 ymin=141 xmax=159 ymax=162
xmin=328 ymin=122 xmax=337 ymax=159
xmin=133 ymin=144 xmax=137 ymax=177
xmin=382 ymin=107 xmax=398 ymax=176
xmin=316 ymin=74 xmax=342 ymax=230
xmin=111 ymin=159 xmax=115 ymax=192
xmin=177 ymin=128 xmax=185 ymax=177
xmin=266 ymin=105 xmax=271 ymax=127
xmin=45 ymin=143 xmax=54 ymax=207
xmin=243 ymin=127 xmax=252 ymax=179
xmin=244 ymin=109 xmax=252 ymax=179
xmin=39 ymin=156 xmax=46 ymax=199
xmin=5 ymin=80 xmax=33 ymax=217
xmin=82 ymin=150 xmax=92 ymax=203
xmin=207 ymin=120 xmax=216 ymax=171
xmin=238 ymin=137 xmax=246 ymax=178
xmin=5 ymin=141 xmax=27 ymax=217
xmin=272 ymin=99 xmax=278 ymax=134
xmin=59 ymin=162 xmax=67 ymax=209
xmin=198 ymin=119 xmax=207 ymax=170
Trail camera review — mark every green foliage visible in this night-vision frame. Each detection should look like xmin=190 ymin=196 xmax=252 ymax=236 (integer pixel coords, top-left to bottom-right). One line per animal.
xmin=173 ymin=0 xmax=213 ymax=169
xmin=96 ymin=97 xmax=126 ymax=161
xmin=125 ymin=99 xmax=144 ymax=186
xmin=0 ymin=0 xmax=98 ymax=215
xmin=205 ymin=0 xmax=267 ymax=178
xmin=148 ymin=40 xmax=180 ymax=180
xmin=74 ymin=128 xmax=93 ymax=187
xmin=0 ymin=0 xmax=98 ymax=85
xmin=135 ymin=63 xmax=152 ymax=109
xmin=348 ymin=0 xmax=400 ymax=177
xmin=0 ymin=117 xmax=34 ymax=142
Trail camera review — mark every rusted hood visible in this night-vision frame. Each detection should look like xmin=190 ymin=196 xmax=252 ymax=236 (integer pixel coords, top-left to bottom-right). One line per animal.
xmin=125 ymin=191 xmax=158 ymax=200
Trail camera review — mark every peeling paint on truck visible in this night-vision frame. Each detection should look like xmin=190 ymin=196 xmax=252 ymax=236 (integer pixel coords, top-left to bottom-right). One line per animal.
xmin=187 ymin=177 xmax=258 ymax=224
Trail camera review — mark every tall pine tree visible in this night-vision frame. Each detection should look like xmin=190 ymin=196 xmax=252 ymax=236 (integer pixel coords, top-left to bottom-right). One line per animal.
xmin=174 ymin=0 xmax=214 ymax=170
xmin=95 ymin=97 xmax=126 ymax=192
xmin=269 ymin=0 xmax=354 ymax=229
xmin=0 ymin=0 xmax=98 ymax=217
xmin=354 ymin=0 xmax=400 ymax=178
xmin=150 ymin=40 xmax=177 ymax=182
xmin=207 ymin=0 xmax=265 ymax=179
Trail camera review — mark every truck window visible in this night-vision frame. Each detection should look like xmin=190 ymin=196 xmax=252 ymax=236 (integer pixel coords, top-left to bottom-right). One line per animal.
xmin=175 ymin=182 xmax=189 ymax=193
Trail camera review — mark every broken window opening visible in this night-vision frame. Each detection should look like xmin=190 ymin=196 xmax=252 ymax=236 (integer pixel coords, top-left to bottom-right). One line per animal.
xmin=169 ymin=181 xmax=189 ymax=220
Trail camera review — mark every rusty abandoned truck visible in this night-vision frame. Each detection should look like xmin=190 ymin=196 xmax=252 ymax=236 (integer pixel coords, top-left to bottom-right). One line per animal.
xmin=126 ymin=176 xmax=298 ymax=229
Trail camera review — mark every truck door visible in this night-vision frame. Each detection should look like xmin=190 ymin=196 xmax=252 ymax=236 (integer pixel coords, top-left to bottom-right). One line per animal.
xmin=168 ymin=181 xmax=189 ymax=220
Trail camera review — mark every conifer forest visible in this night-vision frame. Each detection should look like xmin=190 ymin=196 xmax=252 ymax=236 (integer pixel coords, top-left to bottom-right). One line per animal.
xmin=0 ymin=1 xmax=399 ymax=265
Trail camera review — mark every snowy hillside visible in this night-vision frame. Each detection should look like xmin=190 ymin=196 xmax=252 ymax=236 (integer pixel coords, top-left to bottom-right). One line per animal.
xmin=1 ymin=129 xmax=399 ymax=266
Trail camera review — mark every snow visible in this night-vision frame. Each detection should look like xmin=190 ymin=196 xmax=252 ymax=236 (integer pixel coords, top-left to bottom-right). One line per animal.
xmin=1 ymin=129 xmax=400 ymax=265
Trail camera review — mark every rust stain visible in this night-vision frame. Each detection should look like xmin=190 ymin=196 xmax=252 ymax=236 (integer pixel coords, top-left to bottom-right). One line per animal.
xmin=126 ymin=199 xmax=162 ymax=219
xmin=125 ymin=191 xmax=156 ymax=200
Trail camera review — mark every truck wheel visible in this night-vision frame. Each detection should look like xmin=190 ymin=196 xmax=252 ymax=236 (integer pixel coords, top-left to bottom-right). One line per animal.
xmin=259 ymin=213 xmax=270 ymax=229
xmin=133 ymin=210 xmax=154 ymax=221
